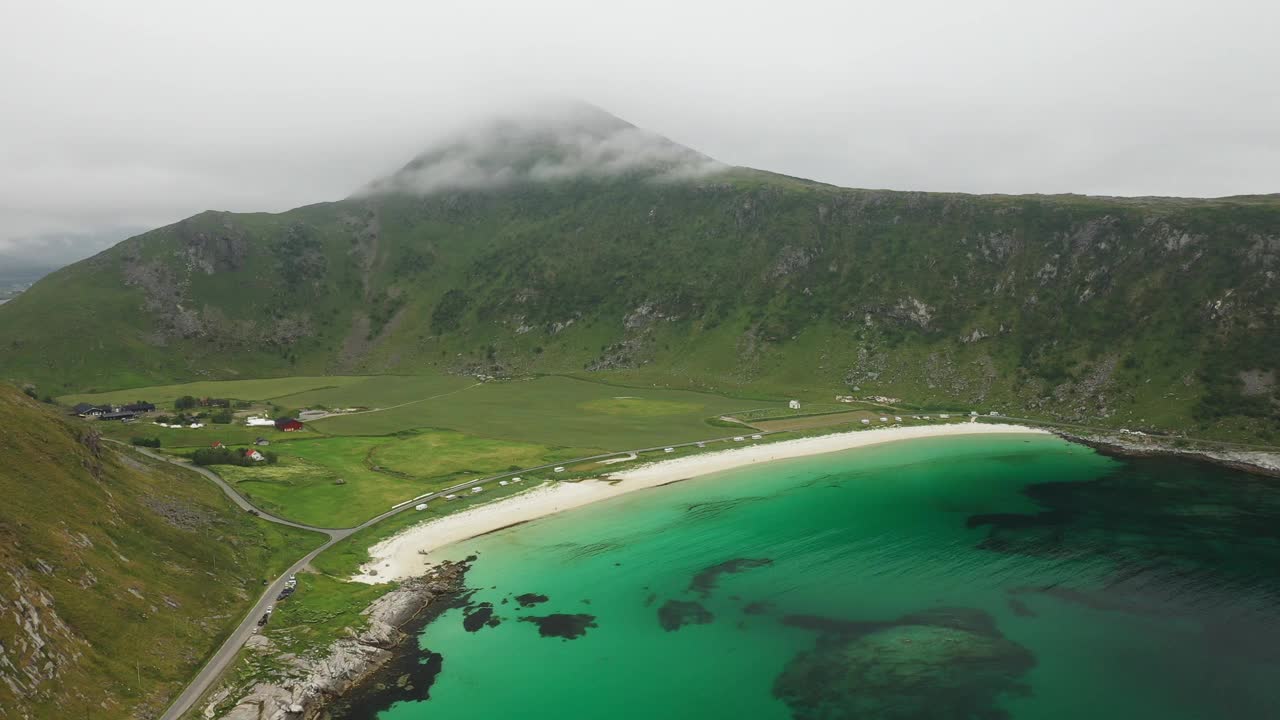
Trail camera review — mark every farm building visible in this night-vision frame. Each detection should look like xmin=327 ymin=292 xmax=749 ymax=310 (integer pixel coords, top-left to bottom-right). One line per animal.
xmin=100 ymin=411 xmax=137 ymax=422
xmin=275 ymin=418 xmax=304 ymax=432
xmin=788 ymin=400 xmax=801 ymax=410
xmin=73 ymin=403 xmax=107 ymax=417
xmin=246 ymin=416 xmax=275 ymax=427
xmin=122 ymin=402 xmax=156 ymax=413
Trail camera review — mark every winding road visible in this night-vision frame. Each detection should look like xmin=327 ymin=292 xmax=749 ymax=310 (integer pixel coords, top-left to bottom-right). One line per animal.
xmin=134 ymin=430 xmax=779 ymax=720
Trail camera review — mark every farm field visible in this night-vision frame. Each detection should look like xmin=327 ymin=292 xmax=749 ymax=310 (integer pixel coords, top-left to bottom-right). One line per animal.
xmin=751 ymin=410 xmax=882 ymax=432
xmin=64 ymin=373 xmax=785 ymax=526
xmin=59 ymin=375 xmax=376 ymax=407
xmin=311 ymin=375 xmax=779 ymax=447
xmin=269 ymin=374 xmax=477 ymax=410
xmin=213 ymin=430 xmax=594 ymax=527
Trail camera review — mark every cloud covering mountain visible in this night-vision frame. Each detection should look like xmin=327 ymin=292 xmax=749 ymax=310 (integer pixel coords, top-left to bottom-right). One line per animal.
xmin=361 ymin=103 xmax=725 ymax=196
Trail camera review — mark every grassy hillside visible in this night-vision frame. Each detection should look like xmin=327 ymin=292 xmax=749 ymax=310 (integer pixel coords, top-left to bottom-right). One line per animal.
xmin=0 ymin=385 xmax=323 ymax=718
xmin=1 ymin=120 xmax=1277 ymax=441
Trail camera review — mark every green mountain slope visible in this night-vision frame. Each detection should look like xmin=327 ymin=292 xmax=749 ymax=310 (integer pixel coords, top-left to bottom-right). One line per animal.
xmin=1 ymin=106 xmax=1277 ymax=440
xmin=0 ymin=385 xmax=321 ymax=718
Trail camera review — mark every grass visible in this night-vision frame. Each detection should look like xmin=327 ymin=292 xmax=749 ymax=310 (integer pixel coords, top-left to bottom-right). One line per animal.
xmin=258 ymin=573 xmax=389 ymax=656
xmin=213 ymin=430 xmax=595 ymax=527
xmin=0 ymin=386 xmax=326 ymax=719
xmin=267 ymin=374 xmax=476 ymax=409
xmin=729 ymin=403 xmax=856 ymax=421
xmin=59 ymin=375 xmax=375 ymax=407
xmin=752 ymin=410 xmax=882 ymax=431
xmin=311 ymin=375 xmax=779 ymax=448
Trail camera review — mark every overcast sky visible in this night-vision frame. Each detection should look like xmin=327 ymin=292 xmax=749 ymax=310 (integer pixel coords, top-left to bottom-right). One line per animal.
xmin=2 ymin=0 xmax=1278 ymax=262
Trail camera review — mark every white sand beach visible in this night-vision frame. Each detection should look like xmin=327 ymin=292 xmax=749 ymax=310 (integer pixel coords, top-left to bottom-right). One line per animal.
xmin=350 ymin=422 xmax=1050 ymax=583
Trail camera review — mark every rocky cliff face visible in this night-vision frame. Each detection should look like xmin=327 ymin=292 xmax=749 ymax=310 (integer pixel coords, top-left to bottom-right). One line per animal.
xmin=205 ymin=562 xmax=466 ymax=720
xmin=0 ymin=566 xmax=88 ymax=707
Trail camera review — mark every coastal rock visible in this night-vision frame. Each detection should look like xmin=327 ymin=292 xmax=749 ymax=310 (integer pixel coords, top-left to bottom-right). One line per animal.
xmin=1056 ymin=431 xmax=1280 ymax=477
xmin=205 ymin=561 xmax=466 ymax=719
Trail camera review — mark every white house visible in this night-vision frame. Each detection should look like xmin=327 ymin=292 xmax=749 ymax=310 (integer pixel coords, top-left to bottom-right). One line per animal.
xmin=511 ymin=477 xmax=522 ymax=483
xmin=246 ymin=416 xmax=275 ymax=427
xmin=939 ymin=414 xmax=950 ymax=419
xmin=879 ymin=417 xmax=888 ymax=422
xmin=499 ymin=480 xmax=509 ymax=486
xmin=860 ymin=419 xmax=870 ymax=425
xmin=894 ymin=416 xmax=903 ymax=422
xmin=471 ymin=486 xmax=484 ymax=493
xmin=664 ymin=447 xmax=675 ymax=453
xmin=554 ymin=466 xmax=565 ymax=473
xmin=414 ymin=503 xmax=428 ymax=511
xmin=445 ymin=494 xmax=458 ymax=500
xmin=788 ymin=400 xmax=801 ymax=410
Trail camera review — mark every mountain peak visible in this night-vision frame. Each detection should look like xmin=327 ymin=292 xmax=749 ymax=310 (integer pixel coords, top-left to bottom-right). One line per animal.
xmin=359 ymin=100 xmax=723 ymax=196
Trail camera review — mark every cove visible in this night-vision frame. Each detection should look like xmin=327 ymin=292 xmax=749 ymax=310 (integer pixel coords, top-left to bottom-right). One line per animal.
xmin=342 ymin=433 xmax=1280 ymax=720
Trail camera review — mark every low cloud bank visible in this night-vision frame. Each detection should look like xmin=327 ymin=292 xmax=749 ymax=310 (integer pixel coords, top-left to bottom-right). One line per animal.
xmin=360 ymin=102 xmax=725 ymax=196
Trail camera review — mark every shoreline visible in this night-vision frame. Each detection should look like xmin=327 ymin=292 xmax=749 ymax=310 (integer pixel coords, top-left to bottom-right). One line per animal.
xmin=1051 ymin=430 xmax=1280 ymax=478
xmin=351 ymin=422 xmax=1050 ymax=584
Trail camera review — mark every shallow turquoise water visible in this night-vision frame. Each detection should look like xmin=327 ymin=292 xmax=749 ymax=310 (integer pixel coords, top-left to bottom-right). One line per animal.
xmin=345 ymin=434 xmax=1280 ymax=719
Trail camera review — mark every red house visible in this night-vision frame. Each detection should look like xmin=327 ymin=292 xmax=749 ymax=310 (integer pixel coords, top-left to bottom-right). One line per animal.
xmin=275 ymin=418 xmax=304 ymax=432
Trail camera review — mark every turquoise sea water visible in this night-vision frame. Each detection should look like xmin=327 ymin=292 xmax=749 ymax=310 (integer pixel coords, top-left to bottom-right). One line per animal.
xmin=342 ymin=434 xmax=1280 ymax=719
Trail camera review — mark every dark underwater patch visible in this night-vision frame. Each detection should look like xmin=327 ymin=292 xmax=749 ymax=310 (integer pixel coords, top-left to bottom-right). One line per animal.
xmin=520 ymin=613 xmax=598 ymax=639
xmin=690 ymin=557 xmax=773 ymax=596
xmin=658 ymin=600 xmax=714 ymax=631
xmin=514 ymin=593 xmax=549 ymax=608
xmin=774 ymin=607 xmax=1035 ymax=720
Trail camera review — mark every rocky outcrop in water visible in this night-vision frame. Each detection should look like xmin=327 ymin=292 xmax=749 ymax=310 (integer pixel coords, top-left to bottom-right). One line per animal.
xmin=206 ymin=561 xmax=466 ymax=720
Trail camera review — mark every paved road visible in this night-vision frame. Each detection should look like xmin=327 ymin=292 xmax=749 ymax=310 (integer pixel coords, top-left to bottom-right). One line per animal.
xmin=142 ymin=429 xmax=780 ymax=720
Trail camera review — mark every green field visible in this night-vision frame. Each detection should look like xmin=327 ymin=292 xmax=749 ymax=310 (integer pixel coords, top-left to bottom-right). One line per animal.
xmin=310 ymin=375 xmax=777 ymax=447
xmin=56 ymin=373 xmax=782 ymax=527
xmin=214 ymin=429 xmax=594 ymax=526
xmin=269 ymin=374 xmax=477 ymax=409
xmin=59 ymin=375 xmax=376 ymax=406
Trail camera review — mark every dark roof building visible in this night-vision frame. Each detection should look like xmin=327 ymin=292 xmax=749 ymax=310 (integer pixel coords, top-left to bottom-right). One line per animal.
xmin=99 ymin=411 xmax=137 ymax=422
xmin=122 ymin=402 xmax=156 ymax=413
xmin=73 ymin=403 xmax=107 ymax=417
xmin=275 ymin=418 xmax=304 ymax=432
